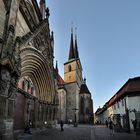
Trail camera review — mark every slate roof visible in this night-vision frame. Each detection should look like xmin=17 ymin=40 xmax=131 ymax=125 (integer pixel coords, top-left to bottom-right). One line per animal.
xmin=56 ymin=74 xmax=65 ymax=88
xmin=79 ymin=83 xmax=91 ymax=94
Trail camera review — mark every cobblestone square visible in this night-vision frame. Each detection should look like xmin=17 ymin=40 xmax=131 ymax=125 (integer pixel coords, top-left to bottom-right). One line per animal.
xmin=16 ymin=125 xmax=140 ymax=140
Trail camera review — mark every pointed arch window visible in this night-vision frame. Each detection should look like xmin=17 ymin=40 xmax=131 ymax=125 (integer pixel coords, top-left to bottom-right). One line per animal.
xmin=68 ymin=65 xmax=72 ymax=72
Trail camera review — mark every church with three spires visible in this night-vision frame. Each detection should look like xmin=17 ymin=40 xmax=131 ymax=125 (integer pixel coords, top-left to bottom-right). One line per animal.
xmin=55 ymin=28 xmax=93 ymax=124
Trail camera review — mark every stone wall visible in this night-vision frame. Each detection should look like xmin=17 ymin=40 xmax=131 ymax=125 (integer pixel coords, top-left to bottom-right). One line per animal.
xmin=0 ymin=0 xmax=6 ymax=38
xmin=14 ymin=92 xmax=26 ymax=130
xmin=57 ymin=88 xmax=66 ymax=122
xmin=65 ymin=82 xmax=80 ymax=122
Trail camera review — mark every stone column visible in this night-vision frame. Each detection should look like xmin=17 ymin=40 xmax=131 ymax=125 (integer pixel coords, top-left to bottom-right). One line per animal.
xmin=46 ymin=105 xmax=52 ymax=128
xmin=44 ymin=104 xmax=48 ymax=127
xmin=41 ymin=103 xmax=45 ymax=127
xmin=34 ymin=98 xmax=38 ymax=128
xmin=38 ymin=103 xmax=42 ymax=128
xmin=46 ymin=104 xmax=49 ymax=122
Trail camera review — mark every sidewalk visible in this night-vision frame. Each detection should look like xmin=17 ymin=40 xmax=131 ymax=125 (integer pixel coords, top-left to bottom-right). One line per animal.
xmin=92 ymin=125 xmax=140 ymax=140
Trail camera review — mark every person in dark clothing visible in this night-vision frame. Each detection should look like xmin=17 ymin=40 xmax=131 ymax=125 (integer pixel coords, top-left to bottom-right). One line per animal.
xmin=132 ymin=119 xmax=137 ymax=131
xmin=60 ymin=120 xmax=64 ymax=131
xmin=105 ymin=120 xmax=108 ymax=127
xmin=109 ymin=120 xmax=114 ymax=135
xmin=24 ymin=120 xmax=32 ymax=134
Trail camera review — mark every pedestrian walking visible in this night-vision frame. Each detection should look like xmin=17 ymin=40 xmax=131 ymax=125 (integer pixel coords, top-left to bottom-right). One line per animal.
xmin=60 ymin=120 xmax=64 ymax=131
xmin=132 ymin=119 xmax=137 ymax=131
xmin=109 ymin=120 xmax=114 ymax=135
xmin=24 ymin=120 xmax=32 ymax=134
xmin=105 ymin=120 xmax=108 ymax=127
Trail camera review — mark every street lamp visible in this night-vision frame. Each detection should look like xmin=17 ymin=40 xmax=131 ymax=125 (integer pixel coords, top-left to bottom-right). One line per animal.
xmin=72 ymin=107 xmax=79 ymax=127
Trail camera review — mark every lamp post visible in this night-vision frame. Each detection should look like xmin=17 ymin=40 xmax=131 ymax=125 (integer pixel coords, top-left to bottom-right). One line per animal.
xmin=72 ymin=107 xmax=79 ymax=127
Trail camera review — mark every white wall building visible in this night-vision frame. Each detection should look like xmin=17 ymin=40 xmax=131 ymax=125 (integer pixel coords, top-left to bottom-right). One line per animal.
xmin=95 ymin=77 xmax=140 ymax=131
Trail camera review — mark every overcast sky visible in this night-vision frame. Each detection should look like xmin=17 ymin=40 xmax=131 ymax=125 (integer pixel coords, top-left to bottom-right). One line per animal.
xmin=41 ymin=0 xmax=140 ymax=111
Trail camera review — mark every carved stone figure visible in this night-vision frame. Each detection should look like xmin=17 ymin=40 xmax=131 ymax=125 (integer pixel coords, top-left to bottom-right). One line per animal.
xmin=7 ymin=75 xmax=18 ymax=99
xmin=0 ymin=68 xmax=11 ymax=96
xmin=45 ymin=7 xmax=50 ymax=18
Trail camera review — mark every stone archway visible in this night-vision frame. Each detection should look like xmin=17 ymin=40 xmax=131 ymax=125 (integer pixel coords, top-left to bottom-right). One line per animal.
xmin=14 ymin=46 xmax=56 ymax=130
xmin=20 ymin=46 xmax=55 ymax=102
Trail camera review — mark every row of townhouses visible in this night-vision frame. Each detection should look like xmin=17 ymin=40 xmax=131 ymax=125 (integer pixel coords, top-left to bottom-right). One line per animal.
xmin=95 ymin=77 xmax=140 ymax=132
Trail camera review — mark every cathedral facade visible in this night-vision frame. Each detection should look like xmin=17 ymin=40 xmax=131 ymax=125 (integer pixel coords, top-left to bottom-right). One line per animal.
xmin=0 ymin=0 xmax=93 ymax=139
xmin=56 ymin=30 xmax=94 ymax=124
xmin=0 ymin=0 xmax=58 ymax=139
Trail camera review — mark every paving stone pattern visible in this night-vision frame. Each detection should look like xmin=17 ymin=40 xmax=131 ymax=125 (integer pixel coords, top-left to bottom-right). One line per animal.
xmin=16 ymin=124 xmax=140 ymax=140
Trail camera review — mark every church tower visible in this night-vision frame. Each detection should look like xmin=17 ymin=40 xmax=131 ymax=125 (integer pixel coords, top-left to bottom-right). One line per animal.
xmin=64 ymin=28 xmax=83 ymax=85
xmin=64 ymin=28 xmax=83 ymax=122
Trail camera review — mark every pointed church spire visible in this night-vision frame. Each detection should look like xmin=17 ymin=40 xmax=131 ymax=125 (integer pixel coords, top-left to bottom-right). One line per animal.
xmin=68 ymin=27 xmax=75 ymax=60
xmin=74 ymin=28 xmax=79 ymax=59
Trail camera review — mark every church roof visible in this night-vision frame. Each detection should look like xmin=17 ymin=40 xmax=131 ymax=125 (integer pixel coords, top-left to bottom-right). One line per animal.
xmin=74 ymin=34 xmax=79 ymax=59
xmin=68 ymin=30 xmax=75 ymax=60
xmin=54 ymin=61 xmax=65 ymax=89
xmin=96 ymin=77 xmax=140 ymax=115
xmin=56 ymin=74 xmax=65 ymax=89
xmin=79 ymin=83 xmax=91 ymax=95
xmin=108 ymin=77 xmax=140 ymax=107
xmin=68 ymin=27 xmax=80 ymax=60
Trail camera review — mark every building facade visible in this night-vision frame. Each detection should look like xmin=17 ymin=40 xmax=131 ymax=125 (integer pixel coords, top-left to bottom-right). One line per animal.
xmin=56 ymin=30 xmax=94 ymax=124
xmin=0 ymin=0 xmax=58 ymax=140
xmin=95 ymin=77 xmax=140 ymax=131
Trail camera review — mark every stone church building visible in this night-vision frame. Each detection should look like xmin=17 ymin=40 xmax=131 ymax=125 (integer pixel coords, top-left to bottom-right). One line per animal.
xmin=0 ymin=0 xmax=58 ymax=139
xmin=55 ymin=30 xmax=93 ymax=124
xmin=0 ymin=0 xmax=93 ymax=139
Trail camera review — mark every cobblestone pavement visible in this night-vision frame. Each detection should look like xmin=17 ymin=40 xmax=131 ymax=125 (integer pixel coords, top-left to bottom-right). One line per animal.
xmin=92 ymin=125 xmax=140 ymax=140
xmin=16 ymin=124 xmax=140 ymax=140
xmin=16 ymin=124 xmax=92 ymax=140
